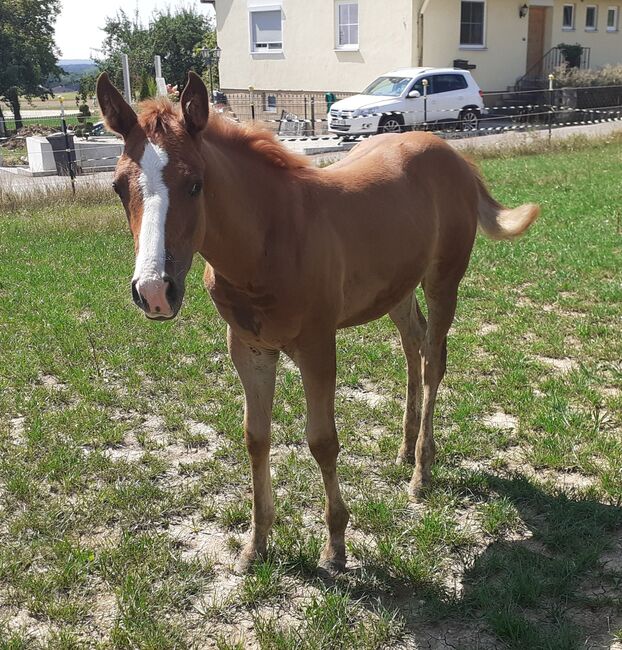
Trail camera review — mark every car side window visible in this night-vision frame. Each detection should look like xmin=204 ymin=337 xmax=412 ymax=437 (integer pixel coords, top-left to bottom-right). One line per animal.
xmin=409 ymin=79 xmax=425 ymax=96
xmin=432 ymin=74 xmax=468 ymax=94
xmin=418 ymin=77 xmax=436 ymax=95
xmin=392 ymin=78 xmax=410 ymax=95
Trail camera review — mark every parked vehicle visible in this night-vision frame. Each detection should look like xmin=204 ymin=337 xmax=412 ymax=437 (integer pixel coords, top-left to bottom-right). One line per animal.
xmin=328 ymin=67 xmax=485 ymax=137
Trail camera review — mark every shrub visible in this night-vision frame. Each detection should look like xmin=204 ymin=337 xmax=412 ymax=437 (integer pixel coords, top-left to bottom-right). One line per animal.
xmin=557 ymin=43 xmax=583 ymax=68
xmin=554 ymin=64 xmax=622 ymax=87
xmin=139 ymin=74 xmax=158 ymax=101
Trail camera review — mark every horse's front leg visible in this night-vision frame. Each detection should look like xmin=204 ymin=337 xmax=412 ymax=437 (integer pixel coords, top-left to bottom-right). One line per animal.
xmin=227 ymin=327 xmax=279 ymax=573
xmin=296 ymin=334 xmax=350 ymax=576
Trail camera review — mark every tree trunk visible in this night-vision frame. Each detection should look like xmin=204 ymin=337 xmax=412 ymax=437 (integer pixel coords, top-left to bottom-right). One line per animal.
xmin=0 ymin=104 xmax=6 ymax=137
xmin=7 ymin=88 xmax=23 ymax=130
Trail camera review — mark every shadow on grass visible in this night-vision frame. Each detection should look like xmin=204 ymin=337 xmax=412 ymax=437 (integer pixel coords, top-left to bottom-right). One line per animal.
xmin=303 ymin=471 xmax=622 ymax=650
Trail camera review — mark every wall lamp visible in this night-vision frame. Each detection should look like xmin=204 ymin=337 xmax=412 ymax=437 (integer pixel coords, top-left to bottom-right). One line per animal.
xmin=519 ymin=4 xmax=529 ymax=18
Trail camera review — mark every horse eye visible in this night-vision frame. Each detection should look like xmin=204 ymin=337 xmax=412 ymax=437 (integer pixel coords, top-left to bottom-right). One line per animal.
xmin=112 ymin=181 xmax=120 ymax=195
xmin=189 ymin=182 xmax=202 ymax=197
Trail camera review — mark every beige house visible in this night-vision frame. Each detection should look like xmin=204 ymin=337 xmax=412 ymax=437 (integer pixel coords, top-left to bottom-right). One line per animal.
xmin=208 ymin=0 xmax=622 ymax=96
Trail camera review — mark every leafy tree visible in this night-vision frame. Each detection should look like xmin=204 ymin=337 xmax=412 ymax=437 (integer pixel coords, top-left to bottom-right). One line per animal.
xmin=96 ymin=9 xmax=154 ymax=93
xmin=95 ymin=7 xmax=215 ymax=101
xmin=78 ymin=72 xmax=98 ymax=103
xmin=0 ymin=0 xmax=61 ymax=129
xmin=151 ymin=9 xmax=212 ymax=89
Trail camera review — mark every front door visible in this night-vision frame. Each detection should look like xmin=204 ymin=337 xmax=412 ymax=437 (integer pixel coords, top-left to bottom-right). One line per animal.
xmin=526 ymin=6 xmax=547 ymax=75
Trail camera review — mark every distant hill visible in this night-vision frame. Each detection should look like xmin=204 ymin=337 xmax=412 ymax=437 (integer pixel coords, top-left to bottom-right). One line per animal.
xmin=52 ymin=60 xmax=98 ymax=91
xmin=58 ymin=60 xmax=97 ymax=75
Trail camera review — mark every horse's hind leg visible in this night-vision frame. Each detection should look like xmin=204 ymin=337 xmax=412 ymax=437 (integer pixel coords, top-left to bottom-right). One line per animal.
xmin=389 ymin=291 xmax=427 ymax=465
xmin=410 ymin=275 xmax=460 ymax=499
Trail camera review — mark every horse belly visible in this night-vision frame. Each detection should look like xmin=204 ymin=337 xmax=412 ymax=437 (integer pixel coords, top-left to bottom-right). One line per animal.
xmin=335 ymin=208 xmax=434 ymax=328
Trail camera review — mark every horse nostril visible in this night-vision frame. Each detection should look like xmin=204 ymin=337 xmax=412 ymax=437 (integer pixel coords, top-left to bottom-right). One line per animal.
xmin=131 ymin=280 xmax=150 ymax=312
xmin=131 ymin=280 xmax=140 ymax=305
xmin=164 ymin=274 xmax=178 ymax=305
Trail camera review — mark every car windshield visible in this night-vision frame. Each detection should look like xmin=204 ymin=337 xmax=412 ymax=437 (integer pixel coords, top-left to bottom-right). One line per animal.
xmin=361 ymin=76 xmax=412 ymax=97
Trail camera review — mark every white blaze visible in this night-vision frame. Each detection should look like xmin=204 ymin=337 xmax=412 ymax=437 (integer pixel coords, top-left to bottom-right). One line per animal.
xmin=134 ymin=141 xmax=170 ymax=287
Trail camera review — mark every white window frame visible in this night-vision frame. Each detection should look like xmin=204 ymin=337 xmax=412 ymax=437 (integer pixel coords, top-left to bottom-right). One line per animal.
xmin=585 ymin=4 xmax=598 ymax=30
xmin=335 ymin=1 xmax=359 ymax=50
xmin=459 ymin=0 xmax=486 ymax=50
xmin=562 ymin=4 xmax=576 ymax=30
xmin=607 ymin=5 xmax=619 ymax=31
xmin=248 ymin=7 xmax=283 ymax=54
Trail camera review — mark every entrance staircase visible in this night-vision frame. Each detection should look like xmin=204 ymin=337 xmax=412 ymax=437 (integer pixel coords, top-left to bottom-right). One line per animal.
xmin=514 ymin=45 xmax=591 ymax=92
xmin=485 ymin=46 xmax=591 ymax=118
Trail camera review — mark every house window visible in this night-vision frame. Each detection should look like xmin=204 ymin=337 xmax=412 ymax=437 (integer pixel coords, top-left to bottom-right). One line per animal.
xmin=264 ymin=94 xmax=277 ymax=113
xmin=336 ymin=1 xmax=359 ymax=49
xmin=250 ymin=9 xmax=283 ymax=52
xmin=460 ymin=1 xmax=485 ymax=47
xmin=562 ymin=4 xmax=575 ymax=29
xmin=585 ymin=5 xmax=598 ymax=30
xmin=607 ymin=5 xmax=619 ymax=30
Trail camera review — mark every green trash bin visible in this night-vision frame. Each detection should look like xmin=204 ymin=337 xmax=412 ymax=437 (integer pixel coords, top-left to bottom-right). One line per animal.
xmin=325 ymin=92 xmax=337 ymax=112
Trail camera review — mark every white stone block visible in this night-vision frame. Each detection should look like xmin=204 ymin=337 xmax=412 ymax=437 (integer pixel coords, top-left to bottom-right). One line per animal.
xmin=26 ymin=136 xmax=56 ymax=174
xmin=74 ymin=137 xmax=123 ymax=171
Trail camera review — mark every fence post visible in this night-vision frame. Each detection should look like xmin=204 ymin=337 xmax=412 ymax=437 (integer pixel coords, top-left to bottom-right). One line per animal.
xmin=59 ymin=96 xmax=76 ymax=195
xmin=548 ymin=73 xmax=555 ymax=145
xmin=249 ymin=86 xmax=255 ymax=121
xmin=310 ymin=96 xmax=316 ymax=136
xmin=422 ymin=78 xmax=429 ymax=128
xmin=121 ymin=53 xmax=132 ymax=102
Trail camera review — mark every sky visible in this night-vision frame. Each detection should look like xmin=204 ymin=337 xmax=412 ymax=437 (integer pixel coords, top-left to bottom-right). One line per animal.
xmin=54 ymin=0 xmax=214 ymax=61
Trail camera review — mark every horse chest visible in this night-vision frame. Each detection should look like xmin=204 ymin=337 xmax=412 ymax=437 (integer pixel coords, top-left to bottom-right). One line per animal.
xmin=206 ymin=272 xmax=297 ymax=346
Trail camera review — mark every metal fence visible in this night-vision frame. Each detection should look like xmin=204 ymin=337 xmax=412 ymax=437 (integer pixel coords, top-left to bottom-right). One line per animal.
xmin=2 ymin=84 xmax=622 ymax=182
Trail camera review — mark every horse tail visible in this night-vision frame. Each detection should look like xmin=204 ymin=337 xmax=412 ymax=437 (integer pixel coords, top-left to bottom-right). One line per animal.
xmin=468 ymin=160 xmax=540 ymax=241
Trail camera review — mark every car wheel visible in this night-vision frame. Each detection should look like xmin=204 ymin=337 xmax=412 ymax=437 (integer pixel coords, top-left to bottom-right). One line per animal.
xmin=378 ymin=116 xmax=404 ymax=134
xmin=460 ymin=109 xmax=480 ymax=132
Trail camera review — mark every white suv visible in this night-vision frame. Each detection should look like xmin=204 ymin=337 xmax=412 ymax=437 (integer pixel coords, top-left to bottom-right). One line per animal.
xmin=328 ymin=67 xmax=485 ymax=137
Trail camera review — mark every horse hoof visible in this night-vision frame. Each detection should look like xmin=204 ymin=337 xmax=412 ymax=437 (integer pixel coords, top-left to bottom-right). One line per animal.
xmin=408 ymin=478 xmax=430 ymax=502
xmin=317 ymin=557 xmax=346 ymax=578
xmin=234 ymin=546 xmax=264 ymax=575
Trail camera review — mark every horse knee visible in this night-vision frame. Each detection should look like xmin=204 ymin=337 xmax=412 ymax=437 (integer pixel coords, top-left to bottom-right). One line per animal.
xmin=245 ymin=429 xmax=270 ymax=461
xmin=307 ymin=430 xmax=340 ymax=470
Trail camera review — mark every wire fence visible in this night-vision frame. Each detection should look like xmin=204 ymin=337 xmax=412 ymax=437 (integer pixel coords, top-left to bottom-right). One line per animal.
xmin=2 ymin=84 xmax=622 ymax=182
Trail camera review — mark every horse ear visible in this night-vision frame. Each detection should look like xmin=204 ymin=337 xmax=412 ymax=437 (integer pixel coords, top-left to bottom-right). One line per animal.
xmin=96 ymin=72 xmax=137 ymax=140
xmin=180 ymin=71 xmax=209 ymax=136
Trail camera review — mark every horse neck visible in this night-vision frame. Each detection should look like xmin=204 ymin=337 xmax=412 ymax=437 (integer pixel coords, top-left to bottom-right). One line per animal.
xmin=198 ymin=138 xmax=283 ymax=284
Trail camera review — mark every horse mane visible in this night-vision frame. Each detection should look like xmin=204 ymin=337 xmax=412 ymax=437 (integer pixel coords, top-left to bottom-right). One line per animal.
xmin=138 ymin=98 xmax=184 ymax=137
xmin=137 ymin=98 xmax=311 ymax=173
xmin=206 ymin=112 xmax=311 ymax=172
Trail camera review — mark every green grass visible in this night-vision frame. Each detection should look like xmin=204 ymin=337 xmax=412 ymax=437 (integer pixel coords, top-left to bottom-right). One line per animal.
xmin=2 ymin=113 xmax=100 ymax=133
xmin=0 ymin=140 xmax=620 ymax=647
xmin=0 ymin=145 xmax=27 ymax=166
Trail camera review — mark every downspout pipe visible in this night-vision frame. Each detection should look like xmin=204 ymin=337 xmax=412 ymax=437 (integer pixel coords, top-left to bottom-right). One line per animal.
xmin=417 ymin=0 xmax=432 ymax=67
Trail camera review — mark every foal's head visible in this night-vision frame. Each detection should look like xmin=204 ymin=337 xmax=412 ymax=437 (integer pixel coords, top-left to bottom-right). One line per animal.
xmin=97 ymin=72 xmax=210 ymax=320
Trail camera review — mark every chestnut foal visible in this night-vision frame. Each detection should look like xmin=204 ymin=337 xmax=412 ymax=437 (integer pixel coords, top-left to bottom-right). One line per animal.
xmin=97 ymin=72 xmax=538 ymax=574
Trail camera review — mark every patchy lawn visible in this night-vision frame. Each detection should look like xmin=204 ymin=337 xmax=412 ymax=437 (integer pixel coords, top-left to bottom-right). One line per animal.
xmin=0 ymin=140 xmax=620 ymax=649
